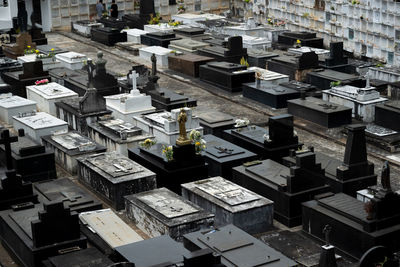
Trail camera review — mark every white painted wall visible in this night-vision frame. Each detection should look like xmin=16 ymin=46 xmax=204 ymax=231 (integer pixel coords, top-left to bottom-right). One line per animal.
xmin=0 ymin=1 xmax=17 ymax=30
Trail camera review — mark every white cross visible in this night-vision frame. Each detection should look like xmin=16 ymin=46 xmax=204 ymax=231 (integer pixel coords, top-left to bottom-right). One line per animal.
xmin=130 ymin=71 xmax=139 ymax=94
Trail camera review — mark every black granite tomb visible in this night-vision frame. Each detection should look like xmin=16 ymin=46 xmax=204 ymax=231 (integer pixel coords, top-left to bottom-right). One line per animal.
xmin=91 ymin=27 xmax=127 ymax=46
xmin=2 ymin=61 xmax=50 ymax=97
xmin=197 ymin=36 xmax=248 ymax=64
xmin=287 ymin=97 xmax=352 ymax=128
xmin=0 ymin=57 xmax=22 ymax=77
xmin=0 ymin=77 xmax=12 ymax=94
xmin=280 ymin=80 xmax=321 ymax=97
xmin=224 ymin=114 xmax=301 ymax=162
xmin=201 ymin=134 xmax=257 ymax=179
xmin=278 ymin=31 xmax=324 ymax=48
xmin=0 ymin=201 xmax=87 ymax=267
xmin=37 ymin=44 xmax=67 ymax=56
xmin=0 ymin=130 xmax=57 ymax=182
xmin=42 ymin=247 xmax=113 ymax=267
xmin=48 ymin=67 xmax=82 ymax=86
xmin=320 ymin=42 xmax=349 ymax=72
xmin=119 ymin=64 xmax=149 ymax=92
xmin=141 ymin=31 xmax=181 ymax=48
xmin=183 ymin=224 xmax=297 ymax=266
xmin=97 ymin=17 xmax=127 ymax=30
xmin=197 ymin=111 xmax=235 ymax=138
xmin=168 ymin=53 xmax=214 ymax=78
xmin=247 ymin=48 xmax=279 ymax=68
xmin=243 ymin=80 xmax=300 ymax=108
xmin=199 ymin=61 xmax=255 ymax=92
xmin=174 ymin=27 xmax=206 ymax=38
xmin=30 ymin=27 xmax=47 ymax=45
xmin=375 ymin=101 xmax=400 ymax=132
xmin=267 ymin=52 xmax=319 ymax=82
xmin=359 ymin=246 xmax=399 ymax=267
xmin=34 ymin=178 xmax=102 ymax=213
xmin=306 ymin=69 xmax=365 ymax=90
xmin=232 ymin=151 xmax=331 ymax=227
xmin=128 ymin=142 xmax=208 ymax=194
xmin=122 ymin=0 xmax=156 ymax=30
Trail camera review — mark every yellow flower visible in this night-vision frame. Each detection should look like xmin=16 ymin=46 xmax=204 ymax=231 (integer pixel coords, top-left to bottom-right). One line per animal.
xmin=296 ymin=39 xmax=301 ymax=44
xmin=51 ymin=48 xmax=55 ymax=51
xmin=27 ymin=45 xmax=31 ymax=49
xmin=35 ymin=50 xmax=39 ymax=54
xmin=267 ymin=18 xmax=272 ymax=21
xmin=195 ymin=141 xmax=201 ymax=146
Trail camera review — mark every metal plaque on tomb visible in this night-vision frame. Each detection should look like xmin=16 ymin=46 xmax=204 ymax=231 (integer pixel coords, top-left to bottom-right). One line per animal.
xmin=205 ymin=140 xmax=245 ymax=158
xmin=246 ymin=160 xmax=289 ymax=187
xmin=86 ymin=153 xmax=144 ymax=178
xmin=195 ymin=178 xmax=259 ymax=206
xmin=137 ymin=189 xmax=199 ymax=218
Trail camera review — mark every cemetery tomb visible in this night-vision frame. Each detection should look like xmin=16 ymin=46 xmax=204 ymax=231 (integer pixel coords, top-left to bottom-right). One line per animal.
xmin=0 ymin=78 xmax=11 ymax=95
xmin=0 ymin=202 xmax=86 ymax=267
xmin=48 ymin=67 xmax=82 ymax=86
xmin=267 ymin=52 xmax=319 ymax=82
xmin=144 ymin=23 xmax=187 ymax=33
xmin=125 ymin=187 xmax=214 ymax=240
xmin=77 ymin=151 xmax=156 ymax=210
xmin=30 ymin=28 xmax=47 ymax=46
xmin=41 ymin=131 xmax=106 ymax=175
xmin=122 ymin=0 xmax=156 ymax=30
xmin=232 ymin=152 xmax=331 ymax=227
xmin=26 ymin=82 xmax=78 ymax=116
xmin=55 ymin=52 xmax=87 ymax=70
xmin=0 ymin=57 xmax=22 ymax=75
xmin=0 ymin=93 xmax=37 ymax=124
xmin=2 ymin=32 xmax=36 ymax=59
xmin=79 ymin=209 xmax=143 ymax=255
xmin=196 ymin=110 xmax=235 ymax=137
xmin=248 ymin=67 xmax=289 ymax=85
xmin=240 ymin=35 xmax=272 ymax=50
xmin=132 ymin=108 xmax=203 ymax=145
xmin=141 ymin=31 xmax=181 ymax=48
xmin=322 ymin=84 xmax=388 ymax=122
xmin=183 ymin=224 xmax=298 ymax=267
xmin=307 ymin=69 xmax=365 ymax=90
xmin=319 ymin=42 xmax=350 ymax=73
xmin=91 ymin=27 xmax=128 ymax=46
xmin=122 ymin=28 xmax=149 ymax=43
xmin=71 ymin=20 xmax=104 ymax=38
xmin=34 ymin=178 xmax=102 ymax=213
xmin=247 ymin=48 xmax=279 ymax=68
xmin=168 ymin=53 xmax=214 ymax=77
xmin=17 ymin=53 xmax=62 ymax=71
xmin=199 ymin=61 xmax=255 ymax=93
xmin=278 ymin=31 xmax=324 ymax=48
xmin=173 ymin=27 xmax=207 ymax=38
xmin=280 ymin=80 xmax=321 ymax=97
xmin=2 ymin=61 xmax=50 ymax=98
xmin=201 ymin=134 xmax=257 ymax=179
xmin=12 ymin=112 xmax=68 ymax=144
xmin=41 ymin=247 xmax=113 ymax=267
xmin=88 ymin=117 xmax=153 ymax=157
xmin=197 ymin=36 xmax=248 ymax=64
xmin=222 ymin=19 xmax=270 ymax=38
xmin=168 ymin=39 xmax=210 ymax=53
xmin=224 ymin=114 xmax=301 ymax=162
xmin=287 ymin=96 xmax=353 ymax=128
xmin=375 ymin=100 xmax=400 ymax=132
xmin=182 ymin=176 xmax=273 ymax=234
xmin=97 ymin=17 xmax=127 ymax=30
xmin=288 ymin=46 xmax=330 ymax=56
xmin=171 ymin=13 xmax=225 ymax=27
xmin=139 ymin=46 xmax=174 ymax=68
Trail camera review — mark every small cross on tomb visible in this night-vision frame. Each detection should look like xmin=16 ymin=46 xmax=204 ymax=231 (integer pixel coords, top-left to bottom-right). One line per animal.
xmin=215 ymin=146 xmax=234 ymax=155
xmin=130 ymin=70 xmax=139 ymax=92
xmin=113 ymin=163 xmax=132 ymax=173
xmin=0 ymin=130 xmax=19 ymax=170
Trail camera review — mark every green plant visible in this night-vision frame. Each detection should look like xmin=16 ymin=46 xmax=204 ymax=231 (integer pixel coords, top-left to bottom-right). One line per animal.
xmin=351 ymin=0 xmax=360 ymax=4
xmin=330 ymin=81 xmax=342 ymax=87
xmin=376 ymin=63 xmax=385 ymax=67
xmin=302 ymin=12 xmax=309 ymax=18
xmin=162 ymin=145 xmax=174 ymax=162
xmin=168 ymin=20 xmax=182 ymax=26
xmin=148 ymin=13 xmax=161 ymax=25
xmin=244 ymin=0 xmax=250 ymax=3
xmin=189 ymin=130 xmax=206 ymax=154
xmin=267 ymin=18 xmax=274 ymax=25
xmin=330 ymin=6 xmax=335 ymax=10
xmin=24 ymin=46 xmax=35 ymax=55
xmin=240 ymin=57 xmax=249 ymax=67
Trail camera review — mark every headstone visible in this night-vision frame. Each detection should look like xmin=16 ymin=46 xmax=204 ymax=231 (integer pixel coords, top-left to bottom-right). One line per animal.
xmin=41 ymin=131 xmax=106 ymax=174
xmin=55 ymin=87 xmax=112 ymax=135
xmin=278 ymin=31 xmax=324 ymax=48
xmin=199 ymin=61 xmax=255 ymax=92
xmin=201 ymin=134 xmax=257 ymax=178
xmin=168 ymin=53 xmax=214 ymax=77
xmin=267 ymin=52 xmax=319 ymax=82
xmin=182 ymin=176 xmax=273 ymax=233
xmin=12 ymin=112 xmax=68 ymax=144
xmin=91 ymin=27 xmax=127 ymax=46
xmin=247 ymin=48 xmax=279 ymax=68
xmin=79 ymin=209 xmax=143 ymax=255
xmin=322 ymin=84 xmax=388 ymax=122
xmin=320 ymin=42 xmax=349 ymax=72
xmin=55 ymin=52 xmax=87 ymax=70
xmin=122 ymin=28 xmax=148 ymax=43
xmin=141 ymin=31 xmax=181 ymax=48
xmin=42 ymin=247 xmax=113 ymax=267
xmin=29 ymin=27 xmax=47 ymax=46
xmin=232 ymin=152 xmax=331 ymax=227
xmin=88 ymin=117 xmax=154 ymax=156
xmin=0 ymin=93 xmax=37 ymax=124
xmin=287 ymin=97 xmax=352 ymax=128
xmin=132 ymin=108 xmax=203 ymax=145
xmin=183 ymin=224 xmax=298 ymax=266
xmin=0 ymin=201 xmax=87 ymax=267
xmin=307 ymin=69 xmax=365 ymax=90
xmin=2 ymin=61 xmax=50 ymax=97
xmin=197 ymin=36 xmax=248 ymax=64
xmin=71 ymin=20 xmax=103 ymax=37
xmin=125 ymin=187 xmax=214 ymax=240
xmin=122 ymin=0 xmax=156 ymax=30
xmin=26 ymin=82 xmax=78 ymax=116
xmin=34 ymin=178 xmax=102 ymax=213
xmin=77 ymin=151 xmax=156 ymax=210
xmin=196 ymin=110 xmax=235 ymax=137
xmin=2 ymin=32 xmax=36 ymax=59
xmin=375 ymin=100 xmax=400 ymax=131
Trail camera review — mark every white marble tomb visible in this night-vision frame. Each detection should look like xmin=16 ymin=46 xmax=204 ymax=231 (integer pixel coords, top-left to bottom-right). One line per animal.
xmin=55 ymin=52 xmax=88 ymax=70
xmin=0 ymin=93 xmax=37 ymax=124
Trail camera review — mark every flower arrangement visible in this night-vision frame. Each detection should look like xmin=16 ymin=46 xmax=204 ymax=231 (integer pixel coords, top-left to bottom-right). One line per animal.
xmin=162 ymin=145 xmax=174 ymax=161
xmin=267 ymin=18 xmax=274 ymax=25
xmin=330 ymin=81 xmax=341 ymax=87
xmin=36 ymin=48 xmax=55 ymax=59
xmin=177 ymin=5 xmax=186 ymax=13
xmin=240 ymin=57 xmax=249 ymax=67
xmin=140 ymin=138 xmax=156 ymax=149
xmin=35 ymin=79 xmax=49 ymax=86
xmin=189 ymin=129 xmax=206 ymax=154
xmin=24 ymin=45 xmax=36 ymax=55
xmin=148 ymin=13 xmax=161 ymax=25
xmin=168 ymin=20 xmax=182 ymax=27
xmin=234 ymin=118 xmax=250 ymax=128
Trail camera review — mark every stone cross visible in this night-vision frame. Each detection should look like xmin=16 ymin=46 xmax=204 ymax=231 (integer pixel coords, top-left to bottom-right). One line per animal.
xmin=0 ymin=130 xmax=18 ymax=170
xmin=215 ymin=146 xmax=234 ymax=155
xmin=365 ymin=70 xmax=370 ymax=88
xmin=131 ymin=70 xmax=139 ymax=92
xmin=322 ymin=224 xmax=332 ymax=246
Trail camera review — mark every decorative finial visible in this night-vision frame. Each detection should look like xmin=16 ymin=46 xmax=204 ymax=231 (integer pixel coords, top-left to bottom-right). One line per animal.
xmin=323 ymin=224 xmax=332 ymax=246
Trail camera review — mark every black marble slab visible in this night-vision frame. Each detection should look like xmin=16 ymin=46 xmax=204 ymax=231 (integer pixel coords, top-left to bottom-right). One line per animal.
xmin=91 ymin=27 xmax=127 ymax=46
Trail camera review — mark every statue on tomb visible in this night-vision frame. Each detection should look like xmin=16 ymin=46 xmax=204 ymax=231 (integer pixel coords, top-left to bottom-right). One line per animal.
xmin=95 ymin=51 xmax=107 ymax=75
xmin=176 ymin=108 xmax=191 ymax=146
xmin=381 ymin=161 xmax=391 ymax=191
xmin=86 ymin=58 xmax=96 ymax=88
xmin=322 ymin=224 xmax=332 ymax=246
xmin=145 ymin=53 xmax=160 ymax=91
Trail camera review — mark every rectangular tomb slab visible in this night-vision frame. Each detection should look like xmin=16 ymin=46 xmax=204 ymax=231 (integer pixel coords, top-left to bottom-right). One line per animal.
xmin=91 ymin=27 xmax=127 ymax=46
xmin=77 ymin=151 xmax=156 ymax=210
xmin=55 ymin=52 xmax=87 ymax=70
xmin=196 ymin=110 xmax=236 ymax=137
xmin=42 ymin=247 xmax=113 ymax=267
xmin=202 ymin=134 xmax=257 ymax=178
xmin=125 ymin=187 xmax=214 ymax=240
xmin=181 ymin=176 xmax=273 ymax=234
xmin=183 ymin=224 xmax=298 ymax=267
xmin=168 ymin=53 xmax=214 ymax=77
xmin=79 ymin=209 xmax=143 ymax=254
xmin=0 ymin=93 xmax=37 ymax=124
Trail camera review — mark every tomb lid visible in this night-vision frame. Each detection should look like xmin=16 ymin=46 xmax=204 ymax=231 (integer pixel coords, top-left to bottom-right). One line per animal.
xmin=280 ymin=80 xmax=316 ymax=91
xmin=203 ymin=135 xmax=246 ymax=159
xmin=56 ymin=52 xmax=87 ymax=62
xmin=95 ymin=27 xmax=121 ymax=33
xmin=245 ymin=159 xmax=289 ymax=187
xmin=75 ymin=20 xmax=103 ymax=26
xmin=147 ymin=31 xmax=176 ymax=39
xmin=194 ymin=177 xmax=260 ymax=206
xmin=98 ymin=119 xmax=142 ymax=136
xmin=207 ymin=61 xmax=247 ymax=72
xmin=168 ymin=53 xmax=214 ymax=62
xmin=247 ymin=82 xmax=299 ymax=96
xmin=248 ymin=48 xmax=279 ymax=57
xmin=288 ymin=97 xmax=352 ymax=113
xmin=0 ymin=94 xmax=36 ymax=108
xmin=144 ymin=111 xmax=173 ymax=127
xmin=9 ymin=204 xmax=40 ymax=239
xmin=84 ymin=152 xmax=145 ymax=179
xmin=248 ymin=67 xmax=289 ymax=80
xmin=231 ymin=125 xmax=267 ymax=144
xmin=288 ymin=46 xmax=330 ymax=55
xmin=13 ymin=112 xmax=68 ymax=130
xmin=385 ymin=100 xmax=400 ymax=109
xmin=174 ymin=27 xmax=205 ymax=35
xmin=310 ymin=69 xmax=359 ymax=80
xmin=135 ymin=188 xmax=199 ymax=219
xmin=149 ymin=88 xmax=190 ymax=104
xmin=46 ymin=247 xmax=113 ymax=267
xmin=36 ymin=44 xmax=66 ymax=54
xmin=140 ymin=46 xmax=173 ymax=56
xmin=169 ymin=39 xmax=208 ymax=49
xmin=122 ymin=28 xmax=148 ymax=35
xmin=50 ymin=132 xmax=96 ymax=150
xmin=197 ymin=110 xmax=234 ymax=124
xmin=49 ymin=67 xmax=80 ymax=79
xmin=27 ymin=82 xmax=78 ymax=99
xmin=79 ymin=209 xmax=143 ymax=248
xmin=0 ymin=58 xmax=21 ymax=67
xmin=9 ymin=135 xmax=43 ymax=156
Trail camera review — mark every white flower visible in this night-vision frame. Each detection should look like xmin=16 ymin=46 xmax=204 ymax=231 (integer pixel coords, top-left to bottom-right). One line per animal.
xmin=234 ymin=118 xmax=250 ymax=127
xmin=263 ymin=134 xmax=271 ymax=142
